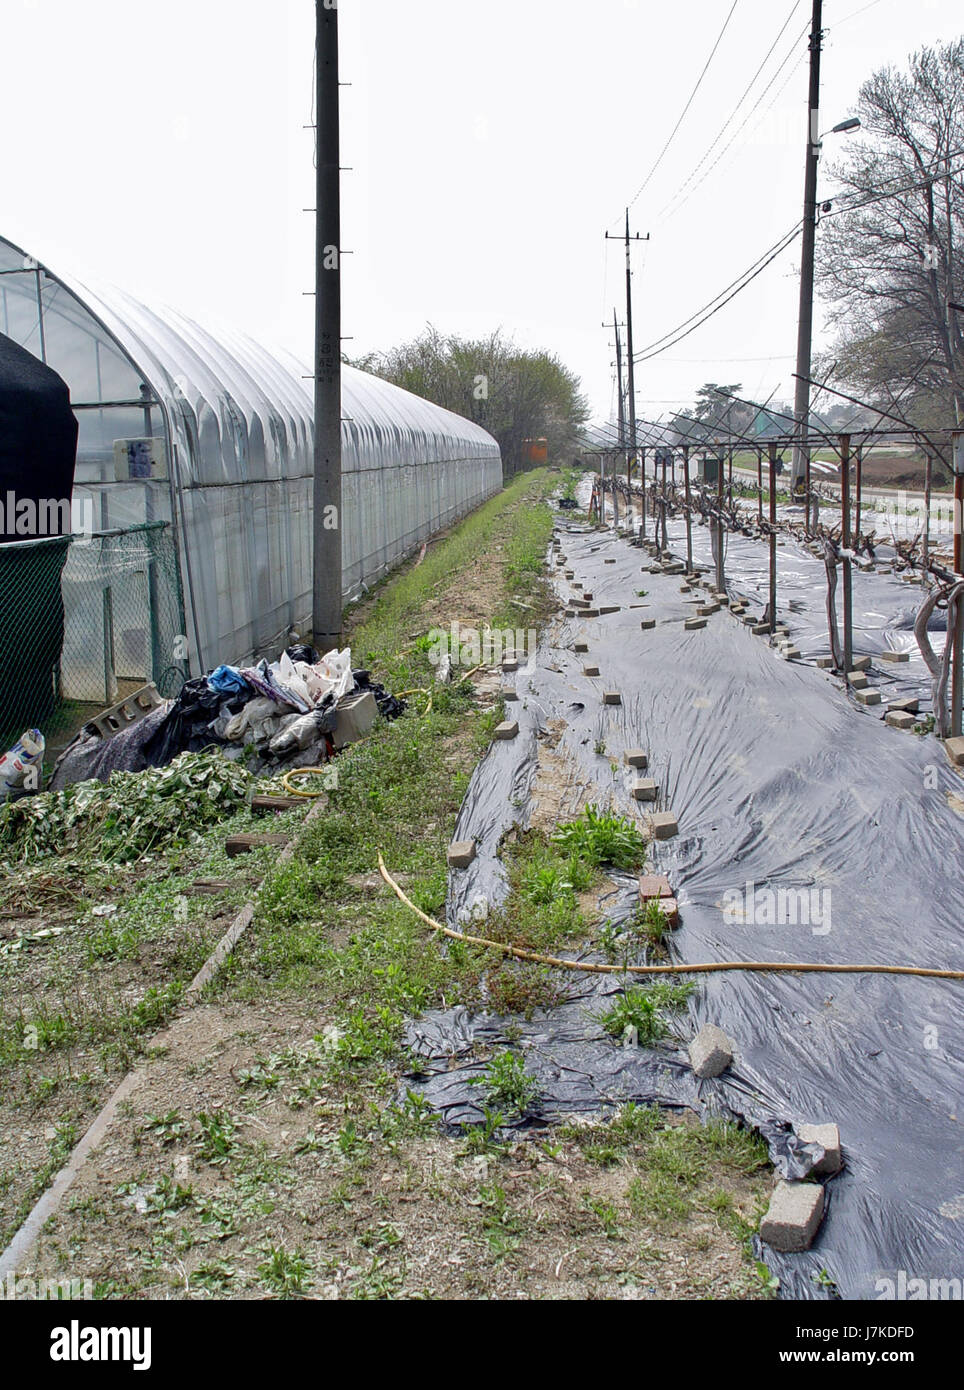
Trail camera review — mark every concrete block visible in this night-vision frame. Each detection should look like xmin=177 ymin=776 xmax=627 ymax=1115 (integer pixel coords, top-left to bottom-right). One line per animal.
xmin=945 ymin=736 xmax=964 ymax=767
xmin=697 ymin=603 xmax=720 ymax=616
xmin=759 ymin=1181 xmax=825 ymax=1253
xmin=742 ymin=614 xmax=757 ymax=626
xmin=502 ymin=658 xmax=519 ymax=671
xmin=603 ymin=691 xmax=622 ymax=705
xmin=649 ymin=811 xmax=678 ymax=840
xmin=582 ymin=665 xmax=600 ymax=677
xmin=494 ymin=720 xmax=519 ymax=739
xmin=503 ymin=688 xmax=519 ymax=701
xmin=815 ymin=656 xmax=834 ymax=669
xmin=685 ymin=617 xmax=707 ymax=631
xmin=878 ymin=650 xmax=909 ymax=663
xmin=638 ymin=873 xmax=673 ymax=902
xmin=582 ymin=608 xmax=600 ymax=617
xmin=624 ymin=748 xmax=648 ymax=768
xmin=640 ymin=618 xmax=656 ymax=630
xmin=564 ymin=570 xmax=574 ymax=578
xmin=852 ymin=654 xmax=871 ymax=671
xmin=854 ymin=688 xmax=881 ymax=705
xmin=574 ymin=641 xmax=589 ymax=652
xmin=888 ymin=697 xmax=919 ymax=714
xmin=604 ymin=557 xmax=616 ymax=564
xmin=780 ymin=646 xmax=801 ymax=660
xmin=663 ymin=561 xmax=685 ymax=575
xmin=447 ymin=840 xmax=477 ymax=869
xmin=599 ymin=604 xmax=621 ymax=614
xmin=333 ymin=690 xmax=378 ymax=749
xmin=797 ymin=1122 xmax=842 ymax=1176
xmin=751 ymin=623 xmax=770 ymax=636
xmin=847 ymin=671 xmax=868 ymax=689
xmin=885 ymin=710 xmax=914 ymax=730
xmin=688 ymin=1023 xmax=735 ymax=1079
xmin=632 ymin=778 xmax=658 ymax=801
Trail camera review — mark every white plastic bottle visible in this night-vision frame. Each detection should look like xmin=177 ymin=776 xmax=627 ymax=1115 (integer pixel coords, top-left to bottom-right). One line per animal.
xmin=0 ymin=729 xmax=45 ymax=800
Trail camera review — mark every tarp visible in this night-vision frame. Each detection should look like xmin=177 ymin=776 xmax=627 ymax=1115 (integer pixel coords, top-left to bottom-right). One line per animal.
xmin=410 ymin=510 xmax=964 ymax=1300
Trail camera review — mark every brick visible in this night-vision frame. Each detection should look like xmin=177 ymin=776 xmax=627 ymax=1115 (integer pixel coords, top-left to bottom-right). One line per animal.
xmin=604 ymin=557 xmax=616 ymax=564
xmin=603 ymin=691 xmax=622 ymax=705
xmin=640 ymin=619 xmax=656 ymax=630
xmin=852 ymin=654 xmax=871 ymax=671
xmin=797 ymin=1122 xmax=842 ymax=1176
xmin=624 ymin=748 xmax=648 ymax=768
xmin=685 ymin=617 xmax=707 ymax=630
xmin=574 ymin=641 xmax=589 ymax=652
xmin=815 ymin=656 xmax=834 ymax=669
xmin=637 ymin=873 xmax=672 ymax=901
xmin=494 ymin=720 xmax=519 ymax=739
xmin=847 ymin=671 xmax=868 ymax=689
xmin=742 ymin=614 xmax=757 ymax=626
xmin=447 ymin=840 xmax=477 ymax=869
xmin=688 ymin=1023 xmax=735 ymax=1079
xmin=854 ymin=688 xmax=881 ymax=706
xmin=503 ymin=688 xmax=519 ymax=701
xmin=697 ymin=603 xmax=720 ymax=616
xmin=582 ymin=665 xmax=600 ymax=677
xmin=885 ymin=710 xmax=914 ymax=730
xmin=878 ymin=650 xmax=909 ymax=663
xmin=751 ymin=623 xmax=770 ymax=636
xmin=888 ymin=697 xmax=919 ymax=714
xmin=759 ymin=1181 xmax=825 ymax=1253
xmin=649 ymin=811 xmax=678 ymax=840
xmin=502 ymin=658 xmax=519 ymax=671
xmin=945 ymin=736 xmax=964 ymax=767
xmin=582 ymin=608 xmax=600 ymax=617
xmin=632 ymin=778 xmax=658 ymax=801
xmin=599 ymin=604 xmax=621 ymax=614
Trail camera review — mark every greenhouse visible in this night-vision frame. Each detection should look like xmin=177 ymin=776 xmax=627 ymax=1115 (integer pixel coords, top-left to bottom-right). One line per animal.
xmin=0 ymin=232 xmax=502 ymax=728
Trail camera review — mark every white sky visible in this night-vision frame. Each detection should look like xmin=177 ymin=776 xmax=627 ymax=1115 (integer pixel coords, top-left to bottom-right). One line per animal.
xmin=1 ymin=0 xmax=961 ymax=427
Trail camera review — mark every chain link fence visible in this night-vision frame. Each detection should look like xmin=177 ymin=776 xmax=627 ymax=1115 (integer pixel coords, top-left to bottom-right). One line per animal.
xmin=0 ymin=522 xmax=186 ymax=753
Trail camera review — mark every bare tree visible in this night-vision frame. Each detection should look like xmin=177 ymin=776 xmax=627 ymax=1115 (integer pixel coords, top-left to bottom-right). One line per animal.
xmin=816 ymin=39 xmax=964 ymax=428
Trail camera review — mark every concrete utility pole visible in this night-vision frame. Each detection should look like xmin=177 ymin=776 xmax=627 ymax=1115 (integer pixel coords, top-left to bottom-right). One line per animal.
xmin=312 ymin=0 xmax=343 ymax=649
xmin=790 ymin=0 xmax=823 ymax=493
xmin=606 ymin=214 xmax=649 ymax=527
xmin=614 ymin=311 xmax=626 ymax=453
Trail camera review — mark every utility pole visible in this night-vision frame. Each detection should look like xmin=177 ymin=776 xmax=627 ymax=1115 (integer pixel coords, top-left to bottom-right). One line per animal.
xmin=613 ymin=311 xmax=626 ymax=453
xmin=790 ymin=0 xmax=823 ymax=494
xmin=607 ymin=214 xmax=649 ymax=525
xmin=312 ymin=0 xmax=342 ymax=649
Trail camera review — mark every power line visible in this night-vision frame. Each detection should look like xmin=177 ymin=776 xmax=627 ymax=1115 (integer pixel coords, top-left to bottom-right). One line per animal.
xmin=657 ymin=1 xmax=807 ymax=222
xmin=661 ymin=14 xmax=812 ymax=222
xmin=617 ymin=0 xmax=741 ymax=221
xmin=632 ymin=222 xmax=803 ymax=361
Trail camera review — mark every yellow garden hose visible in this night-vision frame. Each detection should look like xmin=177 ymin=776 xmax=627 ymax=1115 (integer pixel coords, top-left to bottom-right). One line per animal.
xmin=282 ymin=767 xmax=332 ymax=797
xmin=376 ymin=852 xmax=964 ymax=982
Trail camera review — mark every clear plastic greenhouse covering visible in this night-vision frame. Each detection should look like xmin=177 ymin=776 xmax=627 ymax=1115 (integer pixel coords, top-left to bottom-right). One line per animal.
xmin=0 ymin=234 xmax=502 ymax=673
xmin=408 ymin=514 xmax=964 ymax=1302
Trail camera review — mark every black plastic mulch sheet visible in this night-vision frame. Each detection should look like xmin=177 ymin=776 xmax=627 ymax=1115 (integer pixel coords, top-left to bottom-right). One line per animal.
xmin=408 ymin=516 xmax=964 ymax=1300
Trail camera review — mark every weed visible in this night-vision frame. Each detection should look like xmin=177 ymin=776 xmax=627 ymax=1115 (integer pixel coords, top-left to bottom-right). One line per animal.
xmin=469 ymin=1049 xmax=538 ymax=1118
xmin=257 ymin=1246 xmax=311 ymax=1298
xmin=552 ymin=805 xmax=647 ymax=870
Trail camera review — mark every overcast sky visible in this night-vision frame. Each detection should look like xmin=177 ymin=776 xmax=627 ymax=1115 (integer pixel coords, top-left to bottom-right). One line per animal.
xmin=2 ymin=0 xmax=961 ymax=427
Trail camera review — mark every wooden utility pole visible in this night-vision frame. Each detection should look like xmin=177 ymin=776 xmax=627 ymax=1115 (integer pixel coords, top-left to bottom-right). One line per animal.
xmin=312 ymin=0 xmax=343 ymax=649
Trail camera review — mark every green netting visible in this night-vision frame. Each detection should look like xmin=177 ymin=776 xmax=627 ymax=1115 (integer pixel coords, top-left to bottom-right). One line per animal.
xmin=0 ymin=522 xmax=186 ymax=754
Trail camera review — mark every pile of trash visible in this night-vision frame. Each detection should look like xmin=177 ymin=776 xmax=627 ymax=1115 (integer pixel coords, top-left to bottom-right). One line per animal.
xmin=49 ymin=644 xmax=408 ymax=792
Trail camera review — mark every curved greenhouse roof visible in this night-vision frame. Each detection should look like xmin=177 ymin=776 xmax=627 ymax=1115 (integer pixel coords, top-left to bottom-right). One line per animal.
xmin=0 ymin=233 xmax=501 ymax=674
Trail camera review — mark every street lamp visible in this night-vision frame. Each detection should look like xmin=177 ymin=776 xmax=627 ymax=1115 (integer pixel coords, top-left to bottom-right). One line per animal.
xmin=790 ymin=111 xmax=861 ymax=496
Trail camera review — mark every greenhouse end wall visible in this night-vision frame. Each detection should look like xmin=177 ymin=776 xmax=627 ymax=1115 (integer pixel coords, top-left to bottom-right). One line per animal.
xmin=0 ymin=234 xmax=503 ymax=681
